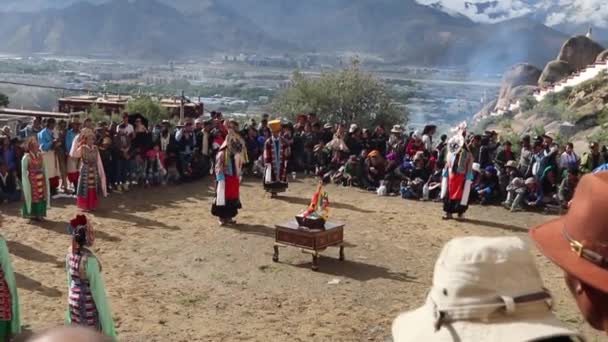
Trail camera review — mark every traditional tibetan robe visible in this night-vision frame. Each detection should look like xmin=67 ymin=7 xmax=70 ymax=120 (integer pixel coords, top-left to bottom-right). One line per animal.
xmin=65 ymin=249 xmax=117 ymax=341
xmin=0 ymin=236 xmax=21 ymax=341
xmin=38 ymin=128 xmax=59 ymax=186
xmin=71 ymin=145 xmax=107 ymax=211
xmin=21 ymin=152 xmax=51 ymax=218
xmin=263 ymin=136 xmax=289 ymax=193
xmin=441 ymin=148 xmax=474 ymax=215
xmin=211 ymin=149 xmax=243 ymax=219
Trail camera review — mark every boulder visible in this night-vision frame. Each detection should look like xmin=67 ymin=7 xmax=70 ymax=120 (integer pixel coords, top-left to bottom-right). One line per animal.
xmin=509 ymin=85 xmax=537 ymax=100
xmin=597 ymin=49 xmax=608 ymax=62
xmin=538 ymin=60 xmax=574 ymax=87
xmin=557 ymin=36 xmax=604 ymax=71
xmin=496 ymin=63 xmax=542 ymax=109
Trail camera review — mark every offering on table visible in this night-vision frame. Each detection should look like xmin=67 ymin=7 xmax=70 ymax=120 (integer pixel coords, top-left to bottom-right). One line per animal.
xmin=296 ymin=182 xmax=330 ymax=229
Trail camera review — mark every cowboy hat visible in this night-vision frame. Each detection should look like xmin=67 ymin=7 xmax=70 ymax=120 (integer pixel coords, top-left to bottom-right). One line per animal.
xmin=391 ymin=125 xmax=403 ymax=134
xmin=392 ymin=236 xmax=580 ymax=342
xmin=530 ymin=172 xmax=608 ymax=293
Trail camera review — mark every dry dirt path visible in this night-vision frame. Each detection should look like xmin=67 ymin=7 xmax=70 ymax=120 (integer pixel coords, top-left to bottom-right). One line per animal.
xmin=0 ymin=177 xmax=602 ymax=341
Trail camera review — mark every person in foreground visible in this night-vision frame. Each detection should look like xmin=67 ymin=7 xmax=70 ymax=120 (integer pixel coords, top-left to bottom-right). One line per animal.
xmin=392 ymin=236 xmax=582 ymax=342
xmin=65 ymin=215 xmax=116 ymax=341
xmin=212 ymin=131 xmax=247 ymax=226
xmin=28 ymin=326 xmax=111 ymax=342
xmin=530 ymin=172 xmax=608 ymax=335
xmin=0 ymin=216 xmax=21 ymax=341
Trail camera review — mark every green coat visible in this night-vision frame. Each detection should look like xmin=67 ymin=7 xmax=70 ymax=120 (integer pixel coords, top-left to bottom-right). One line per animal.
xmin=0 ymin=237 xmax=21 ymax=337
xmin=65 ymin=251 xmax=117 ymax=341
xmin=21 ymin=153 xmax=51 ymax=214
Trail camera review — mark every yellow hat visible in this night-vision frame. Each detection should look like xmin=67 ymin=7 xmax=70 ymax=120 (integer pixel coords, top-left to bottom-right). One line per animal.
xmin=268 ymin=120 xmax=282 ymax=133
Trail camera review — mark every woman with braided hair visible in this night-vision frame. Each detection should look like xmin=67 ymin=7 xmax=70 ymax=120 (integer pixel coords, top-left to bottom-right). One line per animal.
xmin=212 ymin=130 xmax=248 ymax=226
xmin=65 ymin=215 xmax=116 ymax=341
xmin=0 ymin=216 xmax=21 ymax=341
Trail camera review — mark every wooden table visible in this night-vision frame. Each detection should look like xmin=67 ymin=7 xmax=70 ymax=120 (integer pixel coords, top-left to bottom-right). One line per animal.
xmin=273 ymin=220 xmax=345 ymax=271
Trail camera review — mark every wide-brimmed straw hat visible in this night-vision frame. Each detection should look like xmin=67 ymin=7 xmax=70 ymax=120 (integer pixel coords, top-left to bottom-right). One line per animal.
xmin=530 ymin=172 xmax=608 ymax=293
xmin=505 ymin=160 xmax=518 ymax=168
xmin=392 ymin=236 xmax=580 ymax=342
xmin=391 ymin=125 xmax=403 ymax=134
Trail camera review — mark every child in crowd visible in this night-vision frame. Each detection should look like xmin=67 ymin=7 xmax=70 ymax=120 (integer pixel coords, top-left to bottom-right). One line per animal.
xmin=145 ymin=145 xmax=165 ymax=186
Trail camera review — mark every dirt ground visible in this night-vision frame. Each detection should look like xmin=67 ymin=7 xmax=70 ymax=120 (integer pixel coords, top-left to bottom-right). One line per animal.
xmin=0 ymin=176 xmax=603 ymax=341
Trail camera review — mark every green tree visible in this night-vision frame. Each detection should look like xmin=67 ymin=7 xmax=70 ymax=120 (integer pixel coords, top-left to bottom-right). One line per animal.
xmin=0 ymin=93 xmax=9 ymax=107
xmin=271 ymin=61 xmax=407 ymax=127
xmin=88 ymin=105 xmax=108 ymax=123
xmin=126 ymin=96 xmax=167 ymax=125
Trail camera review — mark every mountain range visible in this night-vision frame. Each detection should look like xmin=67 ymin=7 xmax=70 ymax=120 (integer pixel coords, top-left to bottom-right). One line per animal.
xmin=0 ymin=0 xmax=586 ymax=72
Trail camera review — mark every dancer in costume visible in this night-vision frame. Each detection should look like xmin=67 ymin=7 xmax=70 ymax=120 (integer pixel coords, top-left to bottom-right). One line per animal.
xmin=70 ymin=129 xmax=107 ymax=211
xmin=66 ymin=215 xmax=117 ymax=341
xmin=0 ymin=216 xmax=21 ymax=341
xmin=22 ymin=137 xmax=51 ymax=222
xmin=440 ymin=122 xmax=474 ymax=220
xmin=263 ymin=120 xmax=290 ymax=197
xmin=212 ymin=132 xmax=247 ymax=225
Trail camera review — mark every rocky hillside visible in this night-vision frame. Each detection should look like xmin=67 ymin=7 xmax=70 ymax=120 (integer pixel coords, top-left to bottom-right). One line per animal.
xmin=480 ymin=69 xmax=608 ymax=152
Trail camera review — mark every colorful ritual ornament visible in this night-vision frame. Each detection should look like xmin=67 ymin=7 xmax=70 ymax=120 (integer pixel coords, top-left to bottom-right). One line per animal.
xmin=296 ymin=182 xmax=330 ymax=229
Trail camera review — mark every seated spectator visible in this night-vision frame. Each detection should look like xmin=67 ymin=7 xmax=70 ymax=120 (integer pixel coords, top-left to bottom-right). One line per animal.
xmin=392 ymin=236 xmax=581 ymax=342
xmin=505 ymin=177 xmax=542 ymax=212
xmin=145 ymin=145 xmax=165 ymax=186
xmin=363 ymin=150 xmax=386 ymax=190
xmin=530 ymin=173 xmax=608 ymax=335
xmin=474 ymin=166 xmax=499 ymax=205
xmin=494 ymin=140 xmax=516 ymax=168
xmin=558 ymin=168 xmax=579 ymax=208
xmin=0 ymin=162 xmax=20 ymax=203
xmin=405 ymin=131 xmax=424 ymax=159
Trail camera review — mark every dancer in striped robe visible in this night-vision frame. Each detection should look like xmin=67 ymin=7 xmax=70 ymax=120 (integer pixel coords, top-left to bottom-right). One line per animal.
xmin=66 ymin=215 xmax=116 ymax=341
xmin=0 ymin=216 xmax=20 ymax=341
xmin=263 ymin=120 xmax=290 ymax=197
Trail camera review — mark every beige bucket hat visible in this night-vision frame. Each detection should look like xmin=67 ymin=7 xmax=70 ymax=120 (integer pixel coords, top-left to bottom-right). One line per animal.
xmin=392 ymin=236 xmax=582 ymax=342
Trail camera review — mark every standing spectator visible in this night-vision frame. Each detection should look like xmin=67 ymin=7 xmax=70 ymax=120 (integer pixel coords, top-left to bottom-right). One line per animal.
xmin=20 ymin=116 xmax=42 ymax=139
xmin=580 ymin=142 xmax=605 ymax=174
xmin=175 ymin=121 xmax=196 ymax=177
xmin=494 ymin=140 xmax=516 ymax=168
xmin=518 ymin=135 xmax=532 ymax=177
xmin=468 ymin=135 xmax=482 ymax=163
xmin=0 ymin=162 xmax=20 ymax=203
xmin=55 ymin=120 xmax=69 ymax=193
xmin=113 ymin=124 xmax=132 ymax=191
xmin=0 ymin=135 xmax=17 ymax=174
xmin=65 ymin=118 xmax=81 ymax=193
xmin=117 ymin=113 xmax=134 ymax=137
xmin=421 ymin=124 xmax=436 ymax=155
xmin=530 ymin=173 xmax=608 ymax=335
xmin=38 ymin=118 xmax=60 ymax=196
xmin=559 ymin=142 xmax=579 ymax=171
xmin=321 ymin=123 xmax=334 ymax=144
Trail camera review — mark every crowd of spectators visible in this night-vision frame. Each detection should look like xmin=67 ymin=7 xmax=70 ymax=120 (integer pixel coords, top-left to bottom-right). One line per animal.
xmin=0 ymin=111 xmax=604 ymax=213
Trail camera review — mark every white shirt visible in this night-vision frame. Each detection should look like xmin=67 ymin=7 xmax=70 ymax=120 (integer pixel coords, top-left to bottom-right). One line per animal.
xmin=117 ymin=123 xmax=134 ymax=136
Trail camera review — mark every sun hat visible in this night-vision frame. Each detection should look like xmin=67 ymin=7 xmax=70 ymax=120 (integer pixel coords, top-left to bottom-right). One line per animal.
xmin=525 ymin=177 xmax=536 ymax=185
xmin=391 ymin=125 xmax=403 ymax=134
xmin=472 ymin=163 xmax=481 ymax=173
xmin=530 ymin=172 xmax=608 ymax=293
xmin=392 ymin=236 xmax=581 ymax=342
xmin=505 ymin=160 xmax=517 ymax=168
xmin=323 ymin=123 xmax=333 ymax=129
xmin=349 ymin=123 xmax=359 ymax=134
